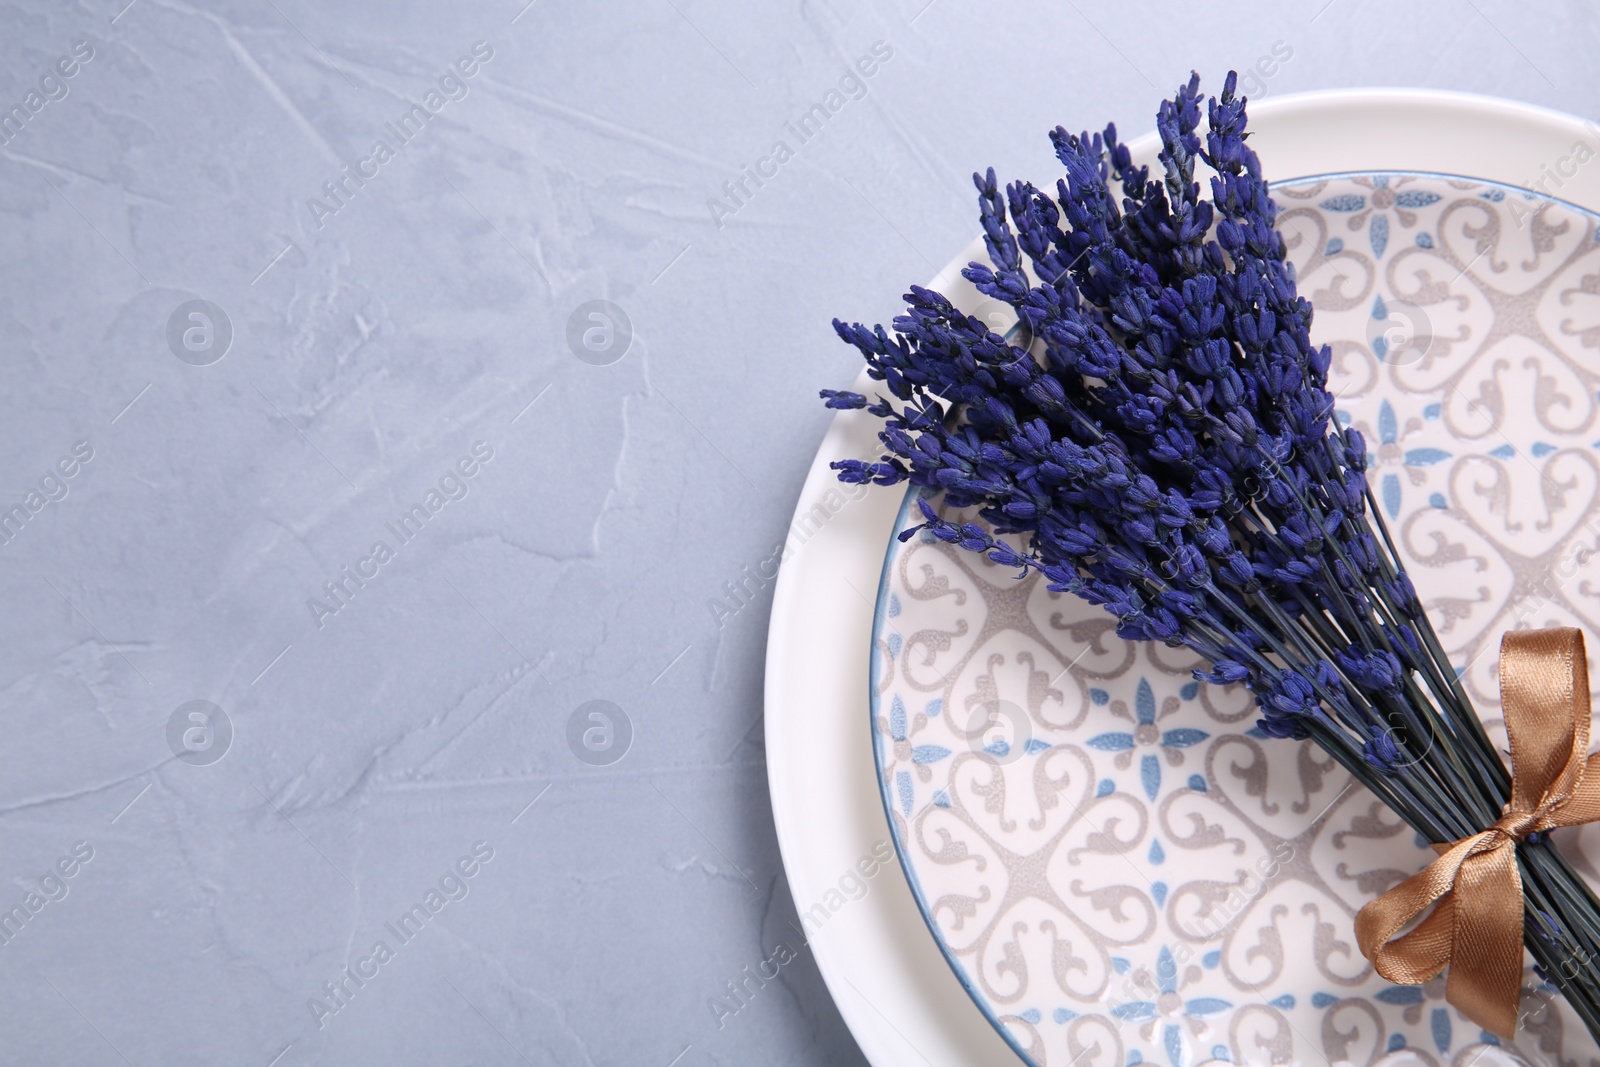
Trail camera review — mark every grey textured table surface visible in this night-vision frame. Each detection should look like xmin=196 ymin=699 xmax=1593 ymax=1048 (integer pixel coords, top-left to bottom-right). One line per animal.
xmin=2 ymin=1 xmax=1598 ymax=1064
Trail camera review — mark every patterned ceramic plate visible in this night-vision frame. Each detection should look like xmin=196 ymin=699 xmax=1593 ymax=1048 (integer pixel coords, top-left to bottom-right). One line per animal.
xmin=869 ymin=172 xmax=1600 ymax=1067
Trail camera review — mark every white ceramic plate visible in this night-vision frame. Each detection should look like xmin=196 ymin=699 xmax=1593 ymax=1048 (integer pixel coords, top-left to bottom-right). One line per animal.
xmin=871 ymin=165 xmax=1600 ymax=1066
xmin=766 ymin=90 xmax=1600 ymax=1067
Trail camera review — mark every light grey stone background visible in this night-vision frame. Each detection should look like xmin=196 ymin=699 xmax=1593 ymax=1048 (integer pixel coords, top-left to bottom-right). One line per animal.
xmin=1 ymin=0 xmax=1597 ymax=1063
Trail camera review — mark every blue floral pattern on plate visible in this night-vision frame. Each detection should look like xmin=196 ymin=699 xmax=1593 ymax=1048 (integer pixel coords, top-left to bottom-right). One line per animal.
xmin=870 ymin=172 xmax=1600 ymax=1067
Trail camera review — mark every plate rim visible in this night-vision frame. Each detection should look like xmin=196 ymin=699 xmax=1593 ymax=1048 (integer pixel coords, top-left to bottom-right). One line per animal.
xmin=765 ymin=87 xmax=1600 ymax=1067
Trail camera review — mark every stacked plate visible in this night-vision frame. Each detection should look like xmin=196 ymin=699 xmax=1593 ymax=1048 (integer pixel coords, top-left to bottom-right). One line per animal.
xmin=767 ymin=91 xmax=1600 ymax=1067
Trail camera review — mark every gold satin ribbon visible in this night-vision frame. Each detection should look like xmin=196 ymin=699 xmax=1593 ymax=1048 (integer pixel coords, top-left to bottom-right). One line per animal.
xmin=1354 ymin=627 xmax=1600 ymax=1039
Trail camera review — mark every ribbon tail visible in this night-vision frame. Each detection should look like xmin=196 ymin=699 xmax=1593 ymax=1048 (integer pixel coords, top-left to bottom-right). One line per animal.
xmin=1448 ymin=845 xmax=1525 ymax=1039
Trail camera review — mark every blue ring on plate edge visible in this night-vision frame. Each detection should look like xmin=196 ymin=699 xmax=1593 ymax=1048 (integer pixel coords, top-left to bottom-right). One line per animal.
xmin=868 ymin=480 xmax=1042 ymax=1067
xmin=862 ymin=168 xmax=1600 ymax=1067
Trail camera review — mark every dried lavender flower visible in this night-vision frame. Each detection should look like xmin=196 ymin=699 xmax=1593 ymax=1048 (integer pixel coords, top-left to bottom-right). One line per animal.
xmin=824 ymin=71 xmax=1600 ymax=1042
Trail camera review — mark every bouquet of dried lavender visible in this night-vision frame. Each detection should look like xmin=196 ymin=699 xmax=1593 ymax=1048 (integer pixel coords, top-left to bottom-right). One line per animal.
xmin=822 ymin=72 xmax=1600 ymax=1043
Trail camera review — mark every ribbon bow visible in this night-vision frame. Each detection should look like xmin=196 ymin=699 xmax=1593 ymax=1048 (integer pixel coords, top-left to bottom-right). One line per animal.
xmin=1354 ymin=628 xmax=1600 ymax=1038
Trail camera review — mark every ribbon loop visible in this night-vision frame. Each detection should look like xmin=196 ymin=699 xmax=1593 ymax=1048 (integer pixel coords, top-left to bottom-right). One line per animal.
xmin=1355 ymin=628 xmax=1600 ymax=1039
